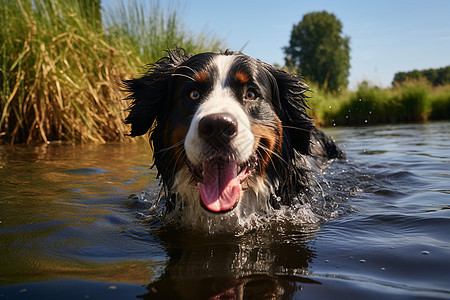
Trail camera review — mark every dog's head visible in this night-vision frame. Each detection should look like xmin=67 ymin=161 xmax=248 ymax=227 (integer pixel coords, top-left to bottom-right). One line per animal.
xmin=124 ymin=48 xmax=313 ymax=214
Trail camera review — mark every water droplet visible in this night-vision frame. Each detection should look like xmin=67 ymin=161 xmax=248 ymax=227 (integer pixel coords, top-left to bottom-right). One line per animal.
xmin=421 ymin=250 xmax=430 ymax=255
xmin=381 ymin=267 xmax=386 ymax=271
xmin=358 ymin=98 xmax=362 ymax=102
xmin=324 ymin=259 xmax=330 ymax=263
xmin=364 ymin=120 xmax=368 ymax=123
xmin=359 ymin=259 xmax=366 ymax=263
xmin=329 ymin=106 xmax=332 ymax=109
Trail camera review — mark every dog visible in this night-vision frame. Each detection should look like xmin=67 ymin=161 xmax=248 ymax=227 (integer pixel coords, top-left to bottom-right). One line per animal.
xmin=123 ymin=48 xmax=343 ymax=226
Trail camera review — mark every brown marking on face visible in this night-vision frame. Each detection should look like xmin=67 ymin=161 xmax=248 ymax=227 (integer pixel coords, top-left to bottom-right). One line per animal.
xmin=235 ymin=71 xmax=250 ymax=84
xmin=194 ymin=70 xmax=208 ymax=83
xmin=251 ymin=118 xmax=283 ymax=176
xmin=275 ymin=117 xmax=283 ymax=152
xmin=164 ymin=124 xmax=188 ymax=171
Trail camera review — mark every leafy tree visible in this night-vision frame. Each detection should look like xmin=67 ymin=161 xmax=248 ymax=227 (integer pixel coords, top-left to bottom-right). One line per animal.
xmin=284 ymin=11 xmax=350 ymax=92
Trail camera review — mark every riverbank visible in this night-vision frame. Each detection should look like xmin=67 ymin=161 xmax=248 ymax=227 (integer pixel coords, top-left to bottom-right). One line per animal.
xmin=309 ymin=81 xmax=450 ymax=126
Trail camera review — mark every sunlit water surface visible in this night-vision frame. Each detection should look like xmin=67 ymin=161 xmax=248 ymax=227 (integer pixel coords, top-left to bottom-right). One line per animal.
xmin=1 ymin=122 xmax=449 ymax=299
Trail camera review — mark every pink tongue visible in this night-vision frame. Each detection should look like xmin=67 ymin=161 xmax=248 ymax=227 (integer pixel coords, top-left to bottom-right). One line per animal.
xmin=198 ymin=160 xmax=242 ymax=212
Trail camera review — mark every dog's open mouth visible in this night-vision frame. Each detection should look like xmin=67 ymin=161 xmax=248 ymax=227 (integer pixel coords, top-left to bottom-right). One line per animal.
xmin=187 ymin=155 xmax=257 ymax=213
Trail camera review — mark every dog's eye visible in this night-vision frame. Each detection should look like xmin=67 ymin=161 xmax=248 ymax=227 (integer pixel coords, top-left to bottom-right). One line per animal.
xmin=189 ymin=90 xmax=200 ymax=100
xmin=244 ymin=90 xmax=257 ymax=101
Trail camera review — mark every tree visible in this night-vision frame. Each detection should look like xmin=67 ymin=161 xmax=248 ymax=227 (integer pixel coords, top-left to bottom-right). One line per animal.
xmin=284 ymin=11 xmax=350 ymax=92
xmin=393 ymin=66 xmax=450 ymax=86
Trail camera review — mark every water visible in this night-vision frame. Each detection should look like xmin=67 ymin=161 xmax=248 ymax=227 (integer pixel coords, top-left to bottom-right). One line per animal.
xmin=1 ymin=122 xmax=449 ymax=299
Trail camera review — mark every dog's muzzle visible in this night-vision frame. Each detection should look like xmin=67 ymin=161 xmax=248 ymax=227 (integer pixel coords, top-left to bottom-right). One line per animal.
xmin=186 ymin=112 xmax=257 ymax=213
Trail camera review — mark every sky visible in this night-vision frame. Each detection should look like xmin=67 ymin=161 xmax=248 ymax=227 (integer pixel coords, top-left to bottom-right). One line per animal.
xmin=103 ymin=0 xmax=450 ymax=89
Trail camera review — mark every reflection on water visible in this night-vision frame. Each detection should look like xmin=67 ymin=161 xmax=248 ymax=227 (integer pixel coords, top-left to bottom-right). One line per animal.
xmin=0 ymin=142 xmax=159 ymax=285
xmin=142 ymin=226 xmax=319 ymax=299
xmin=1 ymin=122 xmax=450 ymax=299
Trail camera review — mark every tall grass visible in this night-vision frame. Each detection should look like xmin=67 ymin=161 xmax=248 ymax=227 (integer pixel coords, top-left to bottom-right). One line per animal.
xmin=103 ymin=1 xmax=222 ymax=65
xmin=0 ymin=0 xmax=222 ymax=144
xmin=429 ymin=85 xmax=450 ymax=120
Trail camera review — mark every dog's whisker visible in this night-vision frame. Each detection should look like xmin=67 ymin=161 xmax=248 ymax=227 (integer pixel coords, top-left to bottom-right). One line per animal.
xmin=159 ymin=145 xmax=187 ymax=180
xmin=281 ymin=125 xmax=311 ymax=133
xmin=155 ymin=139 xmax=185 ymax=154
xmin=256 ymin=143 xmax=288 ymax=177
xmin=171 ymin=73 xmax=196 ymax=81
xmin=176 ymin=65 xmax=197 ymax=74
xmin=259 ymin=144 xmax=285 ymax=165
xmin=250 ymin=133 xmax=287 ymax=164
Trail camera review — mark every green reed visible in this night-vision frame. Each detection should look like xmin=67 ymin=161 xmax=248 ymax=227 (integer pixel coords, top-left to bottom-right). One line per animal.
xmin=0 ymin=0 xmax=222 ymax=144
xmin=309 ymin=80 xmax=450 ymax=126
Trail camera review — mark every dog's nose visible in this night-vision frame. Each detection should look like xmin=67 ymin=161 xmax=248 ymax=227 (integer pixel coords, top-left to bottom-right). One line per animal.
xmin=198 ymin=113 xmax=238 ymax=143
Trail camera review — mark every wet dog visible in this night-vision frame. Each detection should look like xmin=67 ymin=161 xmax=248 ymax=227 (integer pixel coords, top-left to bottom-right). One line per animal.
xmin=124 ymin=48 xmax=343 ymax=224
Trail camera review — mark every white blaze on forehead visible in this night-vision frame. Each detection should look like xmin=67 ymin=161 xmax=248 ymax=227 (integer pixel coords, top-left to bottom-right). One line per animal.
xmin=214 ymin=55 xmax=235 ymax=86
xmin=184 ymin=55 xmax=255 ymax=166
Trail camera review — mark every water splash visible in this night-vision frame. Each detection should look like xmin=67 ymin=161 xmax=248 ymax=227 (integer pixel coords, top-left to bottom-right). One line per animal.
xmin=135 ymin=163 xmax=352 ymax=235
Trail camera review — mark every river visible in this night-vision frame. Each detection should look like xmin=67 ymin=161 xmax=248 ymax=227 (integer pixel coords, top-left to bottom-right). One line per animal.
xmin=1 ymin=122 xmax=449 ymax=299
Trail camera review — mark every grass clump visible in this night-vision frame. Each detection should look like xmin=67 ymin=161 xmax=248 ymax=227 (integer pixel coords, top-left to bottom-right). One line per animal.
xmin=310 ymin=80 xmax=449 ymax=126
xmin=393 ymin=82 xmax=430 ymax=122
xmin=429 ymin=85 xmax=450 ymax=120
xmin=306 ymin=87 xmax=347 ymax=126
xmin=1 ymin=0 xmax=222 ymax=144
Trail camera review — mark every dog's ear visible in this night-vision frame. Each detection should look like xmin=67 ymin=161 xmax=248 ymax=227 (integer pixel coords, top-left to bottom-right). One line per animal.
xmin=265 ymin=65 xmax=314 ymax=155
xmin=123 ymin=48 xmax=191 ymax=137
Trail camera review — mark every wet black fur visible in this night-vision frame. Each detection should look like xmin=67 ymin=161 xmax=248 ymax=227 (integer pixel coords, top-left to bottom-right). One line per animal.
xmin=123 ymin=48 xmax=343 ymax=210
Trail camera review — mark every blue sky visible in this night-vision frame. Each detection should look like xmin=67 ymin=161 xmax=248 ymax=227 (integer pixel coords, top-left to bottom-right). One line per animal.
xmin=103 ymin=0 xmax=450 ymax=89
